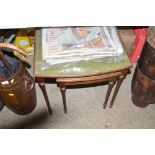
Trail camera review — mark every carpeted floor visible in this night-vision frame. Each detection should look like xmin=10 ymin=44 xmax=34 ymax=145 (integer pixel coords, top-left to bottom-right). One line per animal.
xmin=0 ymin=28 xmax=155 ymax=129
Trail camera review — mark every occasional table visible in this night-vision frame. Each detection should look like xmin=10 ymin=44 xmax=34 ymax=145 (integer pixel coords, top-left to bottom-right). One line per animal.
xmin=34 ymin=29 xmax=132 ymax=114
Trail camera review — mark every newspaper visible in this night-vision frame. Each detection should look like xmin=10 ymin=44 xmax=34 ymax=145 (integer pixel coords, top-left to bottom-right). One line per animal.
xmin=41 ymin=26 xmax=123 ymax=70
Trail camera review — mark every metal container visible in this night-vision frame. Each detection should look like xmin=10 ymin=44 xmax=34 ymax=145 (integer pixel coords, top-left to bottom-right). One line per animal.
xmin=131 ymin=64 xmax=155 ymax=107
xmin=0 ymin=43 xmax=36 ymax=115
xmin=131 ymin=32 xmax=155 ymax=107
xmin=138 ymin=41 xmax=155 ymax=80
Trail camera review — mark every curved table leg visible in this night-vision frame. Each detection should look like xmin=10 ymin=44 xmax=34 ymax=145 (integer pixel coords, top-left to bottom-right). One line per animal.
xmin=110 ymin=75 xmax=125 ymax=108
xmin=37 ymin=78 xmax=52 ymax=115
xmin=103 ymin=81 xmax=115 ymax=109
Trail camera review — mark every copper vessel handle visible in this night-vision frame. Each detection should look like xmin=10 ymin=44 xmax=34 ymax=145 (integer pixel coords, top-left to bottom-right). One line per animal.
xmin=0 ymin=43 xmax=28 ymax=57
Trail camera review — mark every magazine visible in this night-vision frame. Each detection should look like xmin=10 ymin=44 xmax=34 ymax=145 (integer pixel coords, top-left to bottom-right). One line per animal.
xmin=41 ymin=26 xmax=123 ymax=70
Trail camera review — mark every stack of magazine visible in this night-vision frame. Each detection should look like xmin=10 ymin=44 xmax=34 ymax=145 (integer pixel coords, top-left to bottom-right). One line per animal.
xmin=41 ymin=26 xmax=123 ymax=70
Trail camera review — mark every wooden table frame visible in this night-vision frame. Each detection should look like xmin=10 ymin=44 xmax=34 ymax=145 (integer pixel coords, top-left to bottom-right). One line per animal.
xmin=36 ymin=69 xmax=129 ymax=114
xmin=56 ymin=70 xmax=128 ymax=113
xmin=34 ymin=29 xmax=132 ymax=115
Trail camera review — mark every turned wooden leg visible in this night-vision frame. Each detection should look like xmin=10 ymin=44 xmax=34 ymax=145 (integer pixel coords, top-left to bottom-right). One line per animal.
xmin=110 ymin=75 xmax=125 ymax=108
xmin=37 ymin=78 xmax=52 ymax=115
xmin=103 ymin=81 xmax=115 ymax=109
xmin=59 ymin=84 xmax=67 ymax=113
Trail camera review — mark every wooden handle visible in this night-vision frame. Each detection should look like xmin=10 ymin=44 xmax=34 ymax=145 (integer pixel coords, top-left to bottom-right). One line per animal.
xmin=0 ymin=43 xmax=28 ymax=57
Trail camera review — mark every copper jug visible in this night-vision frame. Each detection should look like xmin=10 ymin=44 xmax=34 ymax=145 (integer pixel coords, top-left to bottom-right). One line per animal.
xmin=0 ymin=43 xmax=37 ymax=115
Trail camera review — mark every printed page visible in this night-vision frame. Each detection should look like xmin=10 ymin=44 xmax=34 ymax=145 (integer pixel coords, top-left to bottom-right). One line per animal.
xmin=41 ymin=26 xmax=124 ymax=69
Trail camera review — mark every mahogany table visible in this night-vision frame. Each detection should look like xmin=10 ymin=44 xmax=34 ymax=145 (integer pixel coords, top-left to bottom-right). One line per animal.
xmin=34 ymin=29 xmax=132 ymax=114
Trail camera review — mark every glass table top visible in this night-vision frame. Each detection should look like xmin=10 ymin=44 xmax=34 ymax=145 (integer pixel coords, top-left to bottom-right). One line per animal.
xmin=34 ymin=29 xmax=132 ymax=78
